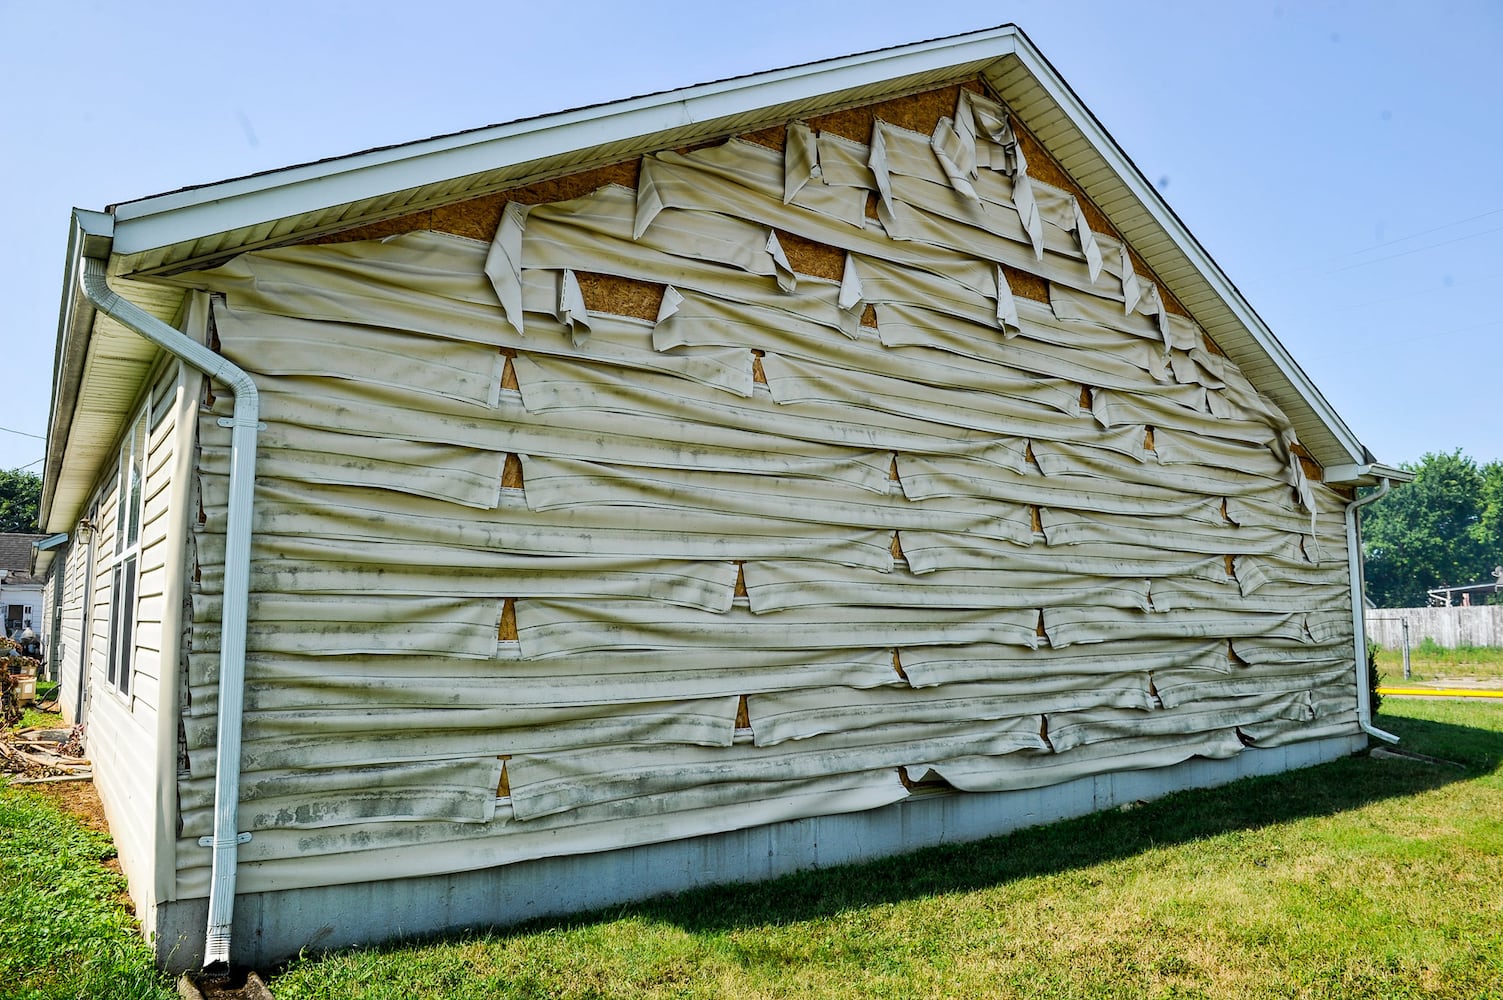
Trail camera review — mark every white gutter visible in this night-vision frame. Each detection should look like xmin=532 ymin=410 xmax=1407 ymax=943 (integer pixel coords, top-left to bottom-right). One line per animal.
xmin=1345 ymin=475 xmax=1398 ymax=743
xmin=78 ymin=254 xmax=260 ymax=970
xmin=30 ymin=532 xmax=69 ymax=576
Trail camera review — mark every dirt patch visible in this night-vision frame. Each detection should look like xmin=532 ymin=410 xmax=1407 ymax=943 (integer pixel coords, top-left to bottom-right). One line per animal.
xmin=34 ymin=776 xmax=111 ymax=835
xmin=9 ymin=773 xmax=131 ymax=913
xmin=181 ymin=969 xmax=276 ymax=1000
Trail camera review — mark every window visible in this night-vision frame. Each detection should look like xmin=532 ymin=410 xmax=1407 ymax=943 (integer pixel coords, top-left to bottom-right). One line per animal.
xmin=105 ymin=412 xmax=146 ymax=697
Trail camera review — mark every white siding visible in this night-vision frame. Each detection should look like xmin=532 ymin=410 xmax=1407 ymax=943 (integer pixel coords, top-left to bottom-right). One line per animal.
xmin=75 ymin=361 xmax=192 ymax=927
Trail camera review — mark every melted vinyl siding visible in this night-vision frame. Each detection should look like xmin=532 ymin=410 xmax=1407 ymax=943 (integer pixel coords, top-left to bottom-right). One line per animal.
xmin=175 ymin=88 xmax=1358 ymax=897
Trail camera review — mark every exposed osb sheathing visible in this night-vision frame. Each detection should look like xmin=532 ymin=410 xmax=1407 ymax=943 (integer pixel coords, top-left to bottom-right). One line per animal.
xmin=805 ymin=81 xmax=984 ymax=143
xmin=302 ymin=79 xmax=1198 ymax=332
xmin=739 ymin=125 xmax=787 ymax=152
xmin=1003 ymin=265 xmax=1049 ymax=304
xmin=1004 ymin=113 xmax=1187 ymax=321
xmin=775 ymin=230 xmax=846 ymax=281
xmin=317 ymin=161 xmax=642 ymax=245
xmin=501 ymin=454 xmax=525 ymax=489
xmin=577 ymin=272 xmax=665 ymax=322
xmin=1289 ymin=443 xmax=1324 ymax=482
xmin=498 ymin=597 xmax=518 ymax=640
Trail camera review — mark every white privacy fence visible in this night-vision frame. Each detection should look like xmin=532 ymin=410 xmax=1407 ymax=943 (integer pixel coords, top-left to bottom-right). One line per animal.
xmin=1365 ymin=606 xmax=1503 ymax=649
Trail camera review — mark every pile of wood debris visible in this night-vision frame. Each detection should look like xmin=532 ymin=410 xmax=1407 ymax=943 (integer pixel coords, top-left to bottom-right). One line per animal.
xmin=1 ymin=724 xmax=91 ymax=784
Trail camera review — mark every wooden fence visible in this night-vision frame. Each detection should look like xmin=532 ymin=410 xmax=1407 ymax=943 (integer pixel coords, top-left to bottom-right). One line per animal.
xmin=1364 ymin=606 xmax=1503 ymax=649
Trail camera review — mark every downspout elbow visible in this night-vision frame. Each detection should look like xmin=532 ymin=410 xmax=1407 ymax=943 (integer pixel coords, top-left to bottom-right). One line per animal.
xmin=80 ymin=260 xmax=260 ymax=408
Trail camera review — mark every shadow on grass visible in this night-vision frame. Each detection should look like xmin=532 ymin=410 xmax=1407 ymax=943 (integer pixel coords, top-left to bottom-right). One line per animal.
xmin=287 ymin=710 xmax=1502 ymax=973
xmin=514 ymin=711 xmax=1502 ymax=938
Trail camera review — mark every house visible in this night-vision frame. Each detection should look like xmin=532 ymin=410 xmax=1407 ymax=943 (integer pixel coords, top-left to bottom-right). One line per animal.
xmin=0 ymin=532 xmax=46 ymax=641
xmin=1427 ymin=567 xmax=1503 ymax=606
xmin=38 ymin=25 xmax=1410 ymax=973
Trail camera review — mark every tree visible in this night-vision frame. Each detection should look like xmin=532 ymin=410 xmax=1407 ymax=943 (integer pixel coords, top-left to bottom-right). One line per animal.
xmin=1361 ymin=450 xmax=1502 ymax=608
xmin=1479 ymin=462 xmax=1503 ymax=604
xmin=0 ymin=469 xmax=41 ymax=534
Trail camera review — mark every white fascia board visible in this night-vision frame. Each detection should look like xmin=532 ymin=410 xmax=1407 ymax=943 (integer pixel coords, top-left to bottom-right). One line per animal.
xmin=109 ymin=27 xmax=1019 ymax=257
xmin=1323 ymin=463 xmax=1416 ymax=486
xmin=41 ymin=210 xmax=113 ymax=526
xmin=1004 ymin=36 xmax=1368 ymax=469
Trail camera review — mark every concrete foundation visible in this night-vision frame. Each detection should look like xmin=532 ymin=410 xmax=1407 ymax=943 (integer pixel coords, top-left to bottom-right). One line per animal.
xmin=151 ymin=733 xmax=1366 ymax=971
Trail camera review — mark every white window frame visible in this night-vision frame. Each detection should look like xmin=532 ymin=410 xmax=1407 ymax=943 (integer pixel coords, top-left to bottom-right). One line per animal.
xmin=104 ymin=409 xmax=147 ymax=699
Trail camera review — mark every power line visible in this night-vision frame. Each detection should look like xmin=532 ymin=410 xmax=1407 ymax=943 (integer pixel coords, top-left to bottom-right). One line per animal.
xmin=1327 ymin=224 xmax=1503 ymax=275
xmin=0 ymin=424 xmax=43 ymax=440
xmin=1340 ymin=206 xmax=1503 ymax=259
xmin=1266 ymin=205 xmax=1503 ymax=279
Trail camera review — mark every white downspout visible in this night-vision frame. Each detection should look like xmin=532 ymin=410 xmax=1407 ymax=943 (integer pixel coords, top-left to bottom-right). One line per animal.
xmin=79 ymin=256 xmax=259 ymax=970
xmin=1345 ymin=476 xmax=1398 ymax=744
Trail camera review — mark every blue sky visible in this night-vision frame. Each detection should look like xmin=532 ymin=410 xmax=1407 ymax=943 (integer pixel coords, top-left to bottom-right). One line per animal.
xmin=2 ymin=0 xmax=1499 ymax=474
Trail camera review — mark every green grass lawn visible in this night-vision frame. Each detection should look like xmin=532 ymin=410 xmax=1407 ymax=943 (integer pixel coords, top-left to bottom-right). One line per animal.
xmin=3 ymin=700 xmax=1499 ymax=999
xmin=0 ymin=782 xmax=177 ymax=1000
xmin=266 ymin=699 xmax=1503 ymax=1000
xmin=1373 ymin=643 xmax=1503 ymax=685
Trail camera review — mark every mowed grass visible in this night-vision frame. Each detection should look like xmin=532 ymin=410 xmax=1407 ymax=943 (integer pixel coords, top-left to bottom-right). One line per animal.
xmin=269 ymin=698 xmax=1503 ymax=1000
xmin=1373 ymin=643 xmax=1503 ymax=684
xmin=0 ymin=780 xmax=176 ymax=1000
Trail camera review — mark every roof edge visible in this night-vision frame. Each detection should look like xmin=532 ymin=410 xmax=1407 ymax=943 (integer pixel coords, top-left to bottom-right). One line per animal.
xmin=108 ymin=26 xmax=1021 ymax=257
xmin=1001 ymin=32 xmax=1370 ymax=471
xmin=40 ymin=210 xmax=112 ymax=531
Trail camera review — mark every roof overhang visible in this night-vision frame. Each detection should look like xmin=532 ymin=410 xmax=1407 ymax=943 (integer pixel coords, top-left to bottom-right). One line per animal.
xmin=1321 ymin=463 xmax=1416 ymax=488
xmin=47 ymin=23 xmax=1387 ymax=521
xmin=30 ymin=532 xmax=70 ymax=578
xmin=43 ymin=210 xmax=188 ymax=533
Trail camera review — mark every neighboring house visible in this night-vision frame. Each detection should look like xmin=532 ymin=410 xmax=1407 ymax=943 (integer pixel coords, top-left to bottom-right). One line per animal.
xmin=37 ymin=26 xmax=1410 ymax=973
xmin=1428 ymin=567 xmax=1503 ymax=606
xmin=0 ymin=532 xmax=46 ymax=639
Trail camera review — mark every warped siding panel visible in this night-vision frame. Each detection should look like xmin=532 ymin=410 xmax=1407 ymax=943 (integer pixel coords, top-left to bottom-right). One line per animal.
xmin=746 ymin=677 xmax=1149 ymax=747
xmin=197 ymin=479 xmax=897 ymax=570
xmin=516 ymin=454 xmax=1037 ymax=543
xmin=175 ymin=81 xmax=1359 ymax=897
xmin=922 ymin=729 xmax=1245 ymax=793
xmin=176 ymin=770 xmax=911 ymax=897
xmin=742 ymin=560 xmax=1152 ymax=614
xmin=202 ymin=374 xmax=941 ymax=482
xmin=899 ymin=639 xmax=1228 ymax=688
xmin=514 ymin=599 xmax=1044 ymax=659
xmin=197 ymin=551 xmax=739 ymax=610
xmin=504 ymin=717 xmax=1047 ymax=822
xmin=191 ymin=592 xmax=501 ymax=658
xmin=191 ymin=647 xmax=903 ymax=716
xmin=180 ymin=696 xmax=740 ymax=779
xmin=213 ymin=301 xmax=507 ymax=407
